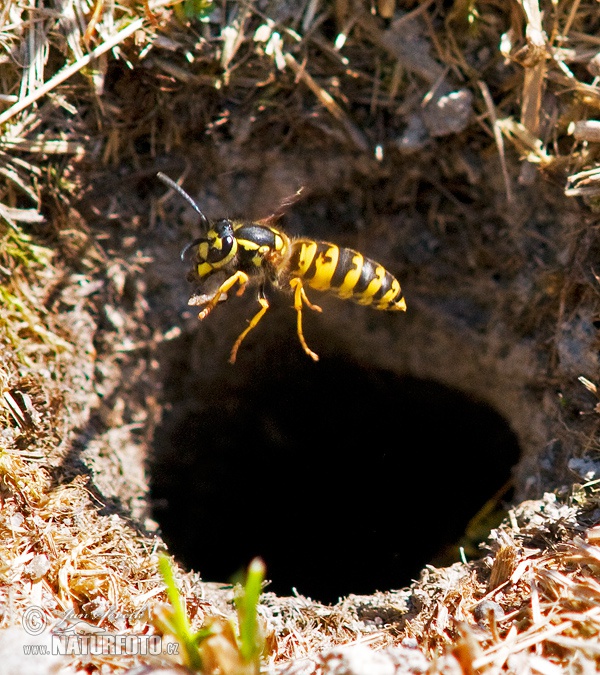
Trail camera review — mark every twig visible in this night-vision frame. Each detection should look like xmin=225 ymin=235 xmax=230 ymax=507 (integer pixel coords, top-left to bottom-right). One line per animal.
xmin=478 ymin=80 xmax=513 ymax=204
xmin=284 ymin=52 xmax=369 ymax=152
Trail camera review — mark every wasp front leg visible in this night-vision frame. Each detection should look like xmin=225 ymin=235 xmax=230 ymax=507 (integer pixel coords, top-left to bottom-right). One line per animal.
xmin=229 ymin=285 xmax=270 ymax=364
xmin=196 ymin=271 xmax=250 ymax=320
xmin=289 ymin=277 xmax=322 ymax=362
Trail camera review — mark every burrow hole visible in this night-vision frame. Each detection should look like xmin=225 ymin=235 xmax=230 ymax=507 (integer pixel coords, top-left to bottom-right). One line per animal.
xmin=150 ymin=346 xmax=520 ymax=605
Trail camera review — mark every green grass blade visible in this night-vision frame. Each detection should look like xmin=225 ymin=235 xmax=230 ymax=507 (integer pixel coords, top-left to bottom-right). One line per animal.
xmin=235 ymin=557 xmax=266 ymax=663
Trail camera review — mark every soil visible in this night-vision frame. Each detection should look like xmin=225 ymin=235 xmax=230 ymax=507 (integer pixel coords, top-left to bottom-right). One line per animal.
xmin=1 ymin=1 xmax=600 ymax=673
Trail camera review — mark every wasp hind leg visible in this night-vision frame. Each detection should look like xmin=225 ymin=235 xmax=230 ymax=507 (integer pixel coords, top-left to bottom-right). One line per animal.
xmin=229 ymin=285 xmax=270 ymax=364
xmin=197 ymin=271 xmax=249 ymax=320
xmin=289 ymin=278 xmax=321 ymax=362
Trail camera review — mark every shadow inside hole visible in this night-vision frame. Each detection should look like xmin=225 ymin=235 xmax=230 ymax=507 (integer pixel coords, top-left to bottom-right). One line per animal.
xmin=150 ymin=355 xmax=520 ymax=605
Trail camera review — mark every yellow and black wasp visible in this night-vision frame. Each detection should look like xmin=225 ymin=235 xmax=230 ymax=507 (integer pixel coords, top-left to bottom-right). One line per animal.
xmin=158 ymin=172 xmax=406 ymax=363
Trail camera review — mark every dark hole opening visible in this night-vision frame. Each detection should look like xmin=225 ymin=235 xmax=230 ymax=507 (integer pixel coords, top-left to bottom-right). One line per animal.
xmin=150 ymin=352 xmax=520 ymax=605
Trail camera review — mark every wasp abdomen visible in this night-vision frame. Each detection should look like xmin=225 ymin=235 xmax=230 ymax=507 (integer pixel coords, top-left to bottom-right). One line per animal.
xmin=289 ymin=239 xmax=406 ymax=311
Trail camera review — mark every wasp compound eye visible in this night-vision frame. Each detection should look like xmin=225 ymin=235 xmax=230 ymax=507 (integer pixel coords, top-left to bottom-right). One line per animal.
xmin=206 ymin=236 xmax=235 ymax=263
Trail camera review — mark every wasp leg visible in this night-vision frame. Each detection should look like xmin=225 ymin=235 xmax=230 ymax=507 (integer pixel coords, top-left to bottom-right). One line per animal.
xmin=229 ymin=286 xmax=270 ymax=364
xmin=197 ymin=271 xmax=250 ymax=320
xmin=289 ymin=278 xmax=321 ymax=361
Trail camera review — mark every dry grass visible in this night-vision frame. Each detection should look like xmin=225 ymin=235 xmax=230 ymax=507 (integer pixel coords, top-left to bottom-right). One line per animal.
xmin=1 ymin=0 xmax=600 ymax=672
xmin=401 ymin=490 xmax=600 ymax=672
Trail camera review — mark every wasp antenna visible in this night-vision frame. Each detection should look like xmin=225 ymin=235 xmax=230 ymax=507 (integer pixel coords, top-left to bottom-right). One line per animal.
xmin=157 ymin=172 xmax=209 ymax=230
xmin=180 ymin=237 xmax=206 ymax=262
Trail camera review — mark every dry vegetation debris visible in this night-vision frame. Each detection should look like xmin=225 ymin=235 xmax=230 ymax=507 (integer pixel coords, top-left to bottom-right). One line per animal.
xmin=1 ymin=0 xmax=600 ymax=673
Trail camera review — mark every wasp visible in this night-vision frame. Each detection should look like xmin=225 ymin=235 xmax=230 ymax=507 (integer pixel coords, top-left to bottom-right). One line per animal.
xmin=158 ymin=172 xmax=406 ymax=363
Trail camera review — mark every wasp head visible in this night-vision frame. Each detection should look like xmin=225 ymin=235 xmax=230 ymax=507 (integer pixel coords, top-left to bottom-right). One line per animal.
xmin=157 ymin=172 xmax=238 ymax=279
xmin=187 ymin=219 xmax=238 ymax=279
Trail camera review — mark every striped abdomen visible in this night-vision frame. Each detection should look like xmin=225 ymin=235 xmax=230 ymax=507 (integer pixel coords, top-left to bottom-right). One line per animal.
xmin=289 ymin=239 xmax=406 ymax=311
